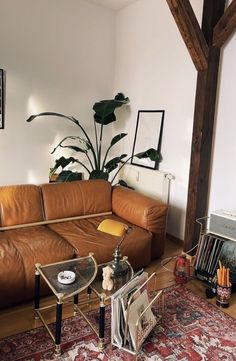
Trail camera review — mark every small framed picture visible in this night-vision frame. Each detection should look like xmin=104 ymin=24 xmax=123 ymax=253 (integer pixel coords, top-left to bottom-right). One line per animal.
xmin=131 ymin=110 xmax=164 ymax=169
xmin=0 ymin=69 xmax=5 ymax=129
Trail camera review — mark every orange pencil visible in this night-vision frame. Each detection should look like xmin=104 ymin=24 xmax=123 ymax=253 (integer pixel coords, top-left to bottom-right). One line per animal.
xmin=222 ymin=266 xmax=226 ymax=286
xmin=226 ymin=268 xmax=230 ymax=287
xmin=217 ymin=268 xmax=221 ymax=286
xmin=219 ymin=260 xmax=222 ymax=270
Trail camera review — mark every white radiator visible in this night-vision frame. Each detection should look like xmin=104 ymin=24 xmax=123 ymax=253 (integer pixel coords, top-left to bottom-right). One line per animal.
xmin=118 ymin=164 xmax=173 ymax=204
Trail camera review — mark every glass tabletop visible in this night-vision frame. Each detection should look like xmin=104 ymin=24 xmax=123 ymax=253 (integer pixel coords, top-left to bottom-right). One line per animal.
xmin=37 ymin=255 xmax=97 ymax=300
xmin=90 ymin=258 xmax=134 ymax=301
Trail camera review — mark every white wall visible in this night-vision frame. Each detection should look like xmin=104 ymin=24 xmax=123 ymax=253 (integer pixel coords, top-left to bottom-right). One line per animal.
xmin=208 ymin=35 xmax=236 ymax=214
xmin=0 ymin=0 xmax=115 ymax=185
xmin=113 ymin=0 xmax=203 ymax=240
xmin=1 ymin=0 xmax=235 ymax=241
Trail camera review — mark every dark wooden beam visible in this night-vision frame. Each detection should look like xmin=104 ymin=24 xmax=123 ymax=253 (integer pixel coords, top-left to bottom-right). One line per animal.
xmin=213 ymin=0 xmax=236 ymax=47
xmin=184 ymin=0 xmax=226 ymax=251
xmin=166 ymin=0 xmax=209 ymax=71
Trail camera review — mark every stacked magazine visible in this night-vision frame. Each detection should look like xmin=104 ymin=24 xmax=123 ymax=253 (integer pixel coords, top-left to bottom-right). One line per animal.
xmin=111 ymin=271 xmax=159 ymax=352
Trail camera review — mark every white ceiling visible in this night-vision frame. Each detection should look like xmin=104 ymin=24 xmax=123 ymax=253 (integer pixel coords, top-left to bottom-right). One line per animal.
xmin=85 ymin=0 xmax=138 ymax=11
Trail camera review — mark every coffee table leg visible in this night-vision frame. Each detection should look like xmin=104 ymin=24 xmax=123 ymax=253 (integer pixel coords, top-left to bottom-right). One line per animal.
xmin=55 ymin=300 xmax=63 ymax=356
xmin=74 ymin=294 xmax=79 ymax=315
xmin=98 ymin=294 xmax=106 ymax=351
xmin=34 ymin=266 xmax=41 ymax=319
xmin=87 ymin=286 xmax=92 ymax=300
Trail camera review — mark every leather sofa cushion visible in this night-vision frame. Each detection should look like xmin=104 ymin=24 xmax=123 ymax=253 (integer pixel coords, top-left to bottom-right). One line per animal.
xmin=112 ymin=186 xmax=168 ymax=232
xmin=0 ymin=226 xmax=75 ymax=306
xmin=0 ymin=185 xmax=43 ymax=227
xmin=112 ymin=186 xmax=168 ymax=259
xmin=41 ymin=180 xmax=112 ymax=220
xmin=0 ymin=234 xmax=26 ymax=308
xmin=48 ymin=215 xmax=152 ymax=269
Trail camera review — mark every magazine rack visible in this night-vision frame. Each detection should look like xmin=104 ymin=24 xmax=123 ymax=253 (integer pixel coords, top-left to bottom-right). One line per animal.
xmin=112 ymin=272 xmax=164 ymax=357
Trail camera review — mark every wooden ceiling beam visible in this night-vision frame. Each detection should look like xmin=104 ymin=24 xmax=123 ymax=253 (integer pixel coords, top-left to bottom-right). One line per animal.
xmin=184 ymin=0 xmax=226 ymax=251
xmin=213 ymin=0 xmax=236 ymax=47
xmin=166 ymin=0 xmax=209 ymax=71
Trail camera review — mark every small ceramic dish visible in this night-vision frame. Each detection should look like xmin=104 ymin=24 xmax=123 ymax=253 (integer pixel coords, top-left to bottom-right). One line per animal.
xmin=57 ymin=271 xmax=76 ymax=285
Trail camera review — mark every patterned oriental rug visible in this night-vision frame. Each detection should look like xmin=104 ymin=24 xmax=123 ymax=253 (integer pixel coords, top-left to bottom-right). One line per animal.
xmin=0 ymin=285 xmax=236 ymax=361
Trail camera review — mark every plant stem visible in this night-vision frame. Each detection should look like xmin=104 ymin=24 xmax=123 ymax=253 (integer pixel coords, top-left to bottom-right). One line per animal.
xmin=31 ymin=113 xmax=99 ymax=170
xmin=98 ymin=123 xmax=104 ymax=170
xmin=74 ymin=159 xmax=91 ymax=175
xmin=59 ymin=144 xmax=94 ymax=170
xmin=110 ymin=156 xmax=132 ymax=184
xmin=93 ymin=118 xmax=99 ymax=158
xmin=101 ymin=144 xmax=112 ymax=171
xmin=51 ymin=136 xmax=83 ymax=154
xmin=71 ymin=116 xmax=98 ymax=169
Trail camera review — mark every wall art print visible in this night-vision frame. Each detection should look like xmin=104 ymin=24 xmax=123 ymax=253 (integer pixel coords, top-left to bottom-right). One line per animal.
xmin=131 ymin=110 xmax=164 ymax=169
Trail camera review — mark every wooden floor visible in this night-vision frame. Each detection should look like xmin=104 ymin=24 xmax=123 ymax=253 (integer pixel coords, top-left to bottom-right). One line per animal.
xmin=0 ymin=238 xmax=235 ymax=340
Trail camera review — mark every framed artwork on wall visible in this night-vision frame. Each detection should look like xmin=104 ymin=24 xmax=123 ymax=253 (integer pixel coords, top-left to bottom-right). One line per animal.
xmin=0 ymin=69 xmax=5 ymax=129
xmin=131 ymin=110 xmax=164 ymax=169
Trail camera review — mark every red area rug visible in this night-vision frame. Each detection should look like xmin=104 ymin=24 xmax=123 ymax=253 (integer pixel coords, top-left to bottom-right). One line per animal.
xmin=0 ymin=285 xmax=236 ymax=361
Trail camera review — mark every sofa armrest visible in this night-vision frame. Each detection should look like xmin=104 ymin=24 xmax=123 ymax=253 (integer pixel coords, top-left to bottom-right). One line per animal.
xmin=111 ymin=186 xmax=168 ymax=259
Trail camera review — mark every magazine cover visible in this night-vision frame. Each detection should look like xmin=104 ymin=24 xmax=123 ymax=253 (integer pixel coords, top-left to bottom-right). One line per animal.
xmin=127 ymin=289 xmax=157 ymax=350
xmin=111 ymin=272 xmax=148 ymax=348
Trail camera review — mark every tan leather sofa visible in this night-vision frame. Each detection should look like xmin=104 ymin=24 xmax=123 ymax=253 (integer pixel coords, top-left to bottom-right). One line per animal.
xmin=0 ymin=180 xmax=168 ymax=308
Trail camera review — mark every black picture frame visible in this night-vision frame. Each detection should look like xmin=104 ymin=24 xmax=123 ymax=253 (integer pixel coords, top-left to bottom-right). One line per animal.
xmin=0 ymin=69 xmax=5 ymax=129
xmin=131 ymin=110 xmax=164 ymax=169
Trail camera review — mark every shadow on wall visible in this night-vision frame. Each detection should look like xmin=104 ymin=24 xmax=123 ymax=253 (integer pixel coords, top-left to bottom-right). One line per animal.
xmin=167 ymin=204 xmax=189 ymax=244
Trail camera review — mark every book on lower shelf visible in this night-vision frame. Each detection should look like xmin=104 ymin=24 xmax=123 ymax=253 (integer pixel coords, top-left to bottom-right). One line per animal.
xmin=194 ymin=232 xmax=236 ymax=285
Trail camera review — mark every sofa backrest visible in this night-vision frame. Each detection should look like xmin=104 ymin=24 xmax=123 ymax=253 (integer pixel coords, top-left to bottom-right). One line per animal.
xmin=0 ymin=185 xmax=44 ymax=227
xmin=41 ymin=179 xmax=112 ymax=220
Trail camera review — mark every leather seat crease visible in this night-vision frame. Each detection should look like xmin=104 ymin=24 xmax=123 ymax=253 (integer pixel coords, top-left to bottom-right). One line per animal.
xmin=48 ymin=214 xmax=152 ymax=269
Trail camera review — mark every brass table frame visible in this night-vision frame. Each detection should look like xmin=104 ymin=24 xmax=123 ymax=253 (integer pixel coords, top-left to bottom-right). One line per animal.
xmin=74 ymin=256 xmax=134 ymax=351
xmin=34 ymin=254 xmax=97 ymax=356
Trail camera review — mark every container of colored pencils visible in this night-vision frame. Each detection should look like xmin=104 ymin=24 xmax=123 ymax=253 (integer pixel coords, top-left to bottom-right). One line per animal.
xmin=216 ymin=261 xmax=231 ymax=308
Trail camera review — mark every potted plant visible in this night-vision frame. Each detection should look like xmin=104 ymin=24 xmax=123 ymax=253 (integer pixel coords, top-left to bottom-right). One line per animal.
xmin=27 ymin=93 xmax=160 ymax=183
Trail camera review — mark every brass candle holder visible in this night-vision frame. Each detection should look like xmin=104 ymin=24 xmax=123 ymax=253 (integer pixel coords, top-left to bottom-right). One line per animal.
xmin=111 ymin=226 xmax=132 ymax=277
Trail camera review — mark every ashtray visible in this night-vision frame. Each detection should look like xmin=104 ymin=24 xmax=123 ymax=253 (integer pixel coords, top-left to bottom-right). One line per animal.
xmin=57 ymin=271 xmax=76 ymax=284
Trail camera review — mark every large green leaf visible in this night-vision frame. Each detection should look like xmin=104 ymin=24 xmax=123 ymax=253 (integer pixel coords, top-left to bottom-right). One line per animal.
xmin=118 ymin=179 xmax=134 ymax=190
xmin=61 ymin=145 xmax=88 ymax=152
xmin=56 ymin=171 xmax=82 ymax=182
xmin=51 ymin=136 xmax=91 ymax=154
xmin=54 ymin=144 xmax=89 ymax=154
xmin=105 ymin=154 xmax=127 ymax=173
xmin=110 ymin=133 xmax=127 ymax=147
xmin=52 ymin=156 xmax=77 ymax=172
xmin=134 ymin=148 xmax=160 ymax=161
xmin=89 ymin=170 xmax=109 ymax=180
xmin=114 ymin=93 xmax=128 ymax=101
xmin=26 ymin=112 xmax=80 ymax=126
xmin=93 ymin=93 xmax=129 ymax=125
xmin=94 ymin=112 xmax=116 ymax=125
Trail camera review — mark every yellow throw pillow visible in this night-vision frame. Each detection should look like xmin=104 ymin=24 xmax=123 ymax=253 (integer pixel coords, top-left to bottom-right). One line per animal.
xmin=97 ymin=219 xmax=128 ymax=237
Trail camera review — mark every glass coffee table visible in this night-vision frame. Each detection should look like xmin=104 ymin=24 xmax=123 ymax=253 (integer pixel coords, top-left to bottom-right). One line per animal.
xmin=75 ymin=256 xmax=134 ymax=351
xmin=34 ymin=254 xmax=97 ymax=356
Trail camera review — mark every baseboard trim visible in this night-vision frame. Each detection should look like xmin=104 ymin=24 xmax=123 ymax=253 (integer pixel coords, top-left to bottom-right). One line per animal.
xmin=166 ymin=233 xmax=184 ymax=246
